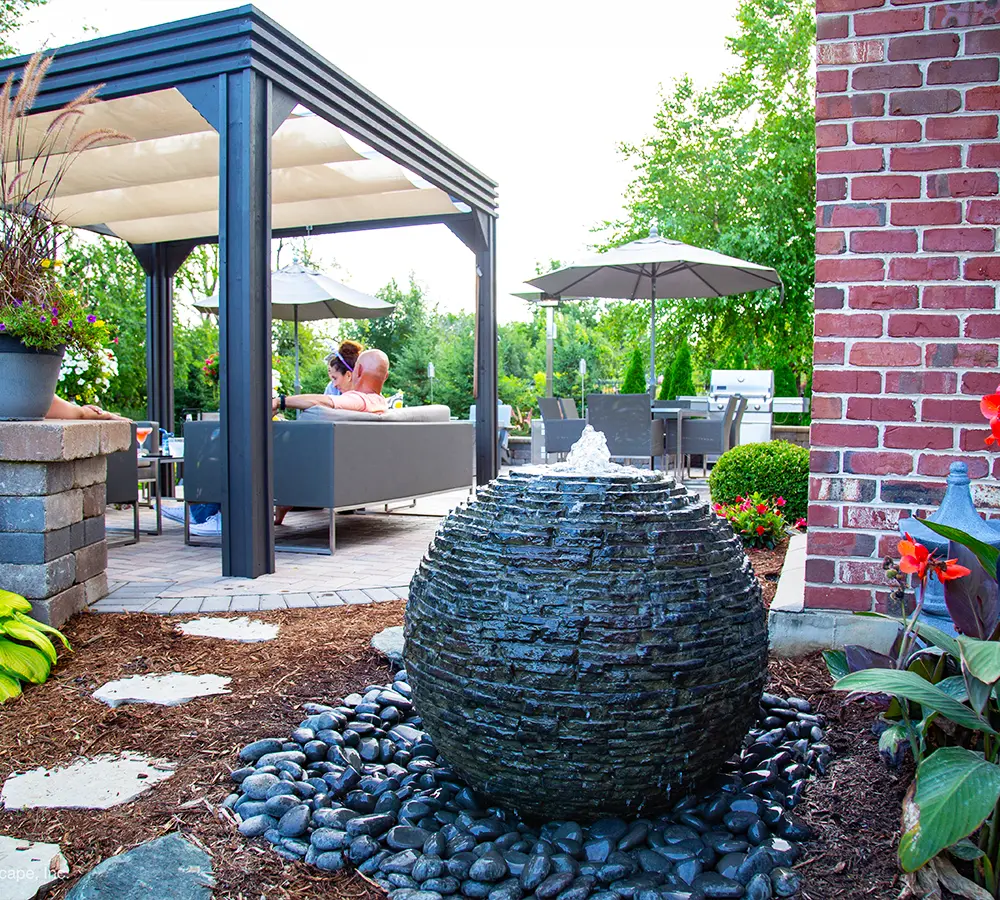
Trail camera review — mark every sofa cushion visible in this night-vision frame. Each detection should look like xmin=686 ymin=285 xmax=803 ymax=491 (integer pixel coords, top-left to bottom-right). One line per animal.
xmin=298 ymin=404 xmax=451 ymax=424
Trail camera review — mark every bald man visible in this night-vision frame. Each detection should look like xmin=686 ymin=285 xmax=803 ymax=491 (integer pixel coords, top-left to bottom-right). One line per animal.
xmin=274 ymin=348 xmax=390 ymax=415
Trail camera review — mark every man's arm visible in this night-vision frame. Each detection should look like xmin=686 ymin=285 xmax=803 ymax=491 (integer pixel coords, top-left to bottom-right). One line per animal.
xmin=272 ymin=393 xmax=366 ymax=413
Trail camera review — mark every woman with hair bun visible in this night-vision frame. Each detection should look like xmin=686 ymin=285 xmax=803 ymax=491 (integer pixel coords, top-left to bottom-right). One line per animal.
xmin=324 ymin=340 xmax=363 ymax=396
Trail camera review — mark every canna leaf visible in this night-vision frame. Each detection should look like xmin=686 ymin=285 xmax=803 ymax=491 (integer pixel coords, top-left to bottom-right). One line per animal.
xmin=944 ymin=544 xmax=1000 ymax=640
xmin=1 ymin=620 xmax=56 ymax=664
xmin=822 ymin=649 xmax=848 ymax=681
xmin=899 ymin=746 xmax=1000 ymax=872
xmin=959 ymin=638 xmax=1000 ymax=686
xmin=920 ymin=521 xmax=999 ymax=581
xmin=835 ymin=669 xmax=996 ymax=734
xmin=0 ymin=639 xmax=49 ymax=684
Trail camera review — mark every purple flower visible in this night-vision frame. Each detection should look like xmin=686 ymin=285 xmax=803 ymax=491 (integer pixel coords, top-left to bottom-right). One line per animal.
xmin=67 ymin=319 xmax=73 ymax=327
xmin=39 ymin=316 xmax=46 ymax=323
xmin=51 ymin=307 xmax=58 ymax=316
xmin=13 ymin=299 xmax=22 ymax=307
xmin=0 ymin=323 xmax=5 ymax=331
xmin=86 ymin=314 xmax=97 ymax=323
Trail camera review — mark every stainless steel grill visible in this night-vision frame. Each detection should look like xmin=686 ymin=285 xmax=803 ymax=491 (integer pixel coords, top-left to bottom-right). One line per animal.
xmin=708 ymin=369 xmax=809 ymax=444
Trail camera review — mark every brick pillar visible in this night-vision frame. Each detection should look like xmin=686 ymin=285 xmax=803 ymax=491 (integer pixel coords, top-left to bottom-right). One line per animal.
xmin=809 ymin=3 xmax=1000 ymax=612
xmin=0 ymin=421 xmax=131 ymax=626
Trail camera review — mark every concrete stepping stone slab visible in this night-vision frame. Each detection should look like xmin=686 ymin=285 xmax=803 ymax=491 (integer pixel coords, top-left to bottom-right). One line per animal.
xmin=372 ymin=625 xmax=405 ymax=666
xmin=65 ymin=832 xmax=213 ymax=900
xmin=2 ymin=753 xmax=175 ymax=810
xmin=0 ymin=835 xmax=69 ymax=900
xmin=176 ymin=616 xmax=279 ymax=643
xmin=93 ymin=673 xmax=231 ymax=708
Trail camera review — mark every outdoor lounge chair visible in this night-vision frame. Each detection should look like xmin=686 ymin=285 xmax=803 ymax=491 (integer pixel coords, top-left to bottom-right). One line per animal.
xmin=585 ymin=393 xmax=665 ymax=470
xmin=183 ymin=405 xmax=474 ymax=553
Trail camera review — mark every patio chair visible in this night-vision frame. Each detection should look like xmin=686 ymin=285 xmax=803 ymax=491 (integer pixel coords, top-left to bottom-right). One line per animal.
xmin=105 ymin=423 xmax=160 ymax=545
xmin=585 ymin=393 xmax=665 ymax=470
xmin=558 ymin=398 xmax=580 ymax=419
xmin=677 ymin=396 xmax=747 ymax=478
xmin=538 ymin=396 xmax=585 ymax=458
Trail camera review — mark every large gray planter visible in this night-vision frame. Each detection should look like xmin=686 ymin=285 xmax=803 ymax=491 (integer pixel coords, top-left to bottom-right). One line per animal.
xmin=0 ymin=334 xmax=63 ymax=420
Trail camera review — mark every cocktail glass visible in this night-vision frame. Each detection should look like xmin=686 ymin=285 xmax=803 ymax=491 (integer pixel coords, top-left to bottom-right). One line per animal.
xmin=136 ymin=425 xmax=153 ymax=457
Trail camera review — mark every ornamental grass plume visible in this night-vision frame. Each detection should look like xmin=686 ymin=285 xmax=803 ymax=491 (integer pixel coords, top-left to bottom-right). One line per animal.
xmin=0 ymin=53 xmax=127 ymax=353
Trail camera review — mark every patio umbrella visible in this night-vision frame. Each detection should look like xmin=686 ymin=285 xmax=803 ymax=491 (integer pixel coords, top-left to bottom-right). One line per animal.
xmin=526 ymin=222 xmax=782 ymax=394
xmin=195 ymin=263 xmax=395 ymax=389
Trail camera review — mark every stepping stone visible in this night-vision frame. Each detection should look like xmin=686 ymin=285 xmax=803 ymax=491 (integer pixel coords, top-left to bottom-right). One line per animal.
xmin=0 ymin=835 xmax=69 ymax=900
xmin=65 ymin=832 xmax=213 ymax=900
xmin=372 ymin=625 xmax=405 ymax=666
xmin=176 ymin=616 xmax=279 ymax=643
xmin=2 ymin=753 xmax=175 ymax=810
xmin=93 ymin=673 xmax=231 ymax=708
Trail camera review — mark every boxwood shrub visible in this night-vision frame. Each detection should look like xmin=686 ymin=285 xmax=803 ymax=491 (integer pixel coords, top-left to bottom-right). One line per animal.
xmin=708 ymin=440 xmax=810 ymax=523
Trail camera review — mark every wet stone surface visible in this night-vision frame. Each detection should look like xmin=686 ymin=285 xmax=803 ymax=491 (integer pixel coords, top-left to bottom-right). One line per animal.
xmin=404 ymin=470 xmax=768 ymax=818
xmin=228 ymin=669 xmax=829 ymax=900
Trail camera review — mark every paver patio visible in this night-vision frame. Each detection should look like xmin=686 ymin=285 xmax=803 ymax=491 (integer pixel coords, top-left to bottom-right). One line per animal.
xmin=98 ymin=490 xmax=466 ymax=614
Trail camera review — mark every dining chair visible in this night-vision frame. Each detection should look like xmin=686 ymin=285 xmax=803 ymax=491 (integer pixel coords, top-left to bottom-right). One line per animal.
xmin=586 ymin=393 xmax=665 ymax=470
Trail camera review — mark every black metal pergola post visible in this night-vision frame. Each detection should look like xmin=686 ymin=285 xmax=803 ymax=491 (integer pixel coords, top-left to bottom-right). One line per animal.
xmin=0 ymin=5 xmax=499 ymax=577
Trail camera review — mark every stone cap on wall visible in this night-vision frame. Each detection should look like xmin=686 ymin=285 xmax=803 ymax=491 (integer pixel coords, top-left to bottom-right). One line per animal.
xmin=0 ymin=421 xmax=131 ymax=462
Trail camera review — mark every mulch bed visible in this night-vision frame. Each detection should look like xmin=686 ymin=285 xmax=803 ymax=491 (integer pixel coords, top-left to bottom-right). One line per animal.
xmin=0 ymin=599 xmax=909 ymax=899
xmin=750 ymin=537 xmax=789 ymax=607
xmin=0 ymin=603 xmax=405 ymax=900
xmin=771 ymin=654 xmax=911 ymax=899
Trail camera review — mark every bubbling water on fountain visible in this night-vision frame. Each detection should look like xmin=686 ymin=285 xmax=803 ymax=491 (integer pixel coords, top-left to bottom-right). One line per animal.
xmin=531 ymin=424 xmax=660 ymax=479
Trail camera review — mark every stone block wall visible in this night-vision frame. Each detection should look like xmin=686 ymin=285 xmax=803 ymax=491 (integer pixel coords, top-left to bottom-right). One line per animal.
xmin=0 ymin=421 xmax=130 ymax=625
xmin=809 ymin=1 xmax=999 ymax=611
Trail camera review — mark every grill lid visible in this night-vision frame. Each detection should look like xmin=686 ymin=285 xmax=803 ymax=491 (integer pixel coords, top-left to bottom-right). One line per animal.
xmin=710 ymin=369 xmax=775 ymax=401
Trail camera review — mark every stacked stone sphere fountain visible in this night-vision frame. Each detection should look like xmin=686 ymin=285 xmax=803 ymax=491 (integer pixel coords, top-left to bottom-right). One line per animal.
xmin=404 ymin=428 xmax=767 ymax=820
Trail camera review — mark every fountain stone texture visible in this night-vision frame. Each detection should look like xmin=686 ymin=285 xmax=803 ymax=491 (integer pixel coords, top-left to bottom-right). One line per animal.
xmin=405 ymin=435 xmax=767 ymax=820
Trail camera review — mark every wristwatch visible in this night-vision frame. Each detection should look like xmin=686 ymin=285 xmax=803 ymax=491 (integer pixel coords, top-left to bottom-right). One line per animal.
xmin=278 ymin=393 xmax=286 ymax=411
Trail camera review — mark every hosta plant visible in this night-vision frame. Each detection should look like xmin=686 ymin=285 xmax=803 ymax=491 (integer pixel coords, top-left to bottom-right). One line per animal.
xmin=0 ymin=589 xmax=70 ymax=702
xmin=824 ymin=524 xmax=1000 ymax=897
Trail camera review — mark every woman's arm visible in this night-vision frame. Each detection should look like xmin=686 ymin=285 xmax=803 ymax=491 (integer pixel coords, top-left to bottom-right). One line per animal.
xmin=46 ymin=396 xmax=124 ymax=420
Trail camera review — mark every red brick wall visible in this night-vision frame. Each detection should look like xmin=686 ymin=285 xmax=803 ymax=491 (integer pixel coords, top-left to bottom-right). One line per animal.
xmin=808 ymin=0 xmax=1000 ymax=612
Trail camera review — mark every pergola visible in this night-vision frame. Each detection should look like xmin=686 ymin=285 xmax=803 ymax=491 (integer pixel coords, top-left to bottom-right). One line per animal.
xmin=0 ymin=5 xmax=499 ymax=578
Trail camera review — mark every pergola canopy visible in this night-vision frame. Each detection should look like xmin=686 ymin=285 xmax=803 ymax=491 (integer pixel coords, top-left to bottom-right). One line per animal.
xmin=0 ymin=5 xmax=499 ymax=578
xmin=12 ymin=89 xmax=473 ymax=244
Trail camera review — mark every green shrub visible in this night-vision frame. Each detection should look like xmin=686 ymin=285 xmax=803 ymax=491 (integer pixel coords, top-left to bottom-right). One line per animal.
xmin=667 ymin=340 xmax=694 ymax=400
xmin=709 ymin=439 xmax=809 ymax=523
xmin=0 ymin=589 xmax=70 ymax=702
xmin=620 ymin=348 xmax=646 ymax=394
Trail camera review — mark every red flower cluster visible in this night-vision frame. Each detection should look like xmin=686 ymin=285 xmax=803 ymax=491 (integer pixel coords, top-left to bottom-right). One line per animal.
xmin=981 ymin=388 xmax=1000 ymax=445
xmin=897 ymin=533 xmax=971 ymax=584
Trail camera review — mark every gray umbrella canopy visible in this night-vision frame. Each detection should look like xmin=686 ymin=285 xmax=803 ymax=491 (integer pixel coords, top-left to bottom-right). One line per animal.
xmin=195 ymin=263 xmax=395 ymax=388
xmin=526 ymin=223 xmax=782 ymax=393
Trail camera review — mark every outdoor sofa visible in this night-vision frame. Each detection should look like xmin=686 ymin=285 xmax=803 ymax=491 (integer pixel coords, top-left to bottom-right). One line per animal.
xmin=182 ymin=405 xmax=474 ymax=552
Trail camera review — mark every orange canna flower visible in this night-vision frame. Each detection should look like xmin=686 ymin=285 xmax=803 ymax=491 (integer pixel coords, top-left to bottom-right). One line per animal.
xmin=981 ymin=392 xmax=1000 ymax=420
xmin=898 ymin=534 xmax=930 ymax=581
xmin=987 ymin=416 xmax=1000 ymax=446
xmin=935 ymin=559 xmax=972 ymax=582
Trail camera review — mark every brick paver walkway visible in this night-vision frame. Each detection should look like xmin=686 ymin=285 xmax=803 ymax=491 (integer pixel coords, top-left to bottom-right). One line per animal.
xmin=99 ymin=495 xmax=461 ymax=614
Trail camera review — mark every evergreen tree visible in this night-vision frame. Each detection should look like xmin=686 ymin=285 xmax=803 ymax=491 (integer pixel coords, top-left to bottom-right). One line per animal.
xmin=667 ymin=340 xmax=695 ymax=400
xmin=620 ymin=348 xmax=647 ymax=394
xmin=656 ymin=351 xmax=673 ymax=401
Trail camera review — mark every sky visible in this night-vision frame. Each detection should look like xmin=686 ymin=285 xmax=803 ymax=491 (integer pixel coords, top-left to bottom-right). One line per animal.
xmin=12 ymin=0 xmax=741 ymax=323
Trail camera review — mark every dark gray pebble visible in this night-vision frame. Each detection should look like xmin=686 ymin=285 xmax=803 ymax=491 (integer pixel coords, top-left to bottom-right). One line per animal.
xmin=771 ymin=868 xmax=801 ymax=897
xmin=536 ymin=872 xmax=575 ymax=899
xmin=693 ymin=872 xmax=744 ymax=897
xmin=238 ymin=814 xmax=276 ymax=837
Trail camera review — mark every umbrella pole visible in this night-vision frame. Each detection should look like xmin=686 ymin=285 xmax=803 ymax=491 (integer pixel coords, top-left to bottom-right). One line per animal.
xmin=294 ymin=307 xmax=301 ymax=392
xmin=649 ymin=272 xmax=657 ymax=398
